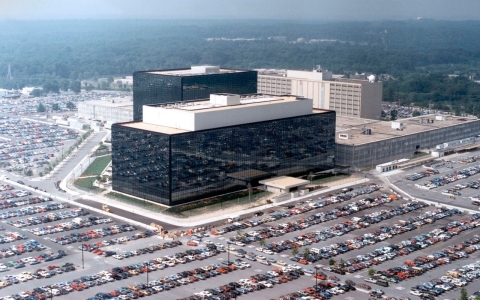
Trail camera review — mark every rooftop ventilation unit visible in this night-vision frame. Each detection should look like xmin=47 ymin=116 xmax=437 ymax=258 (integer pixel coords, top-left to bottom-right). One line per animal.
xmin=391 ymin=121 xmax=404 ymax=130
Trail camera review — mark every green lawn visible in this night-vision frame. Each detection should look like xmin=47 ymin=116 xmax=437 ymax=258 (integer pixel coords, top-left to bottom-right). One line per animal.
xmin=105 ymin=192 xmax=166 ymax=212
xmin=82 ymin=155 xmax=111 ymax=176
xmin=74 ymin=177 xmax=98 ymax=190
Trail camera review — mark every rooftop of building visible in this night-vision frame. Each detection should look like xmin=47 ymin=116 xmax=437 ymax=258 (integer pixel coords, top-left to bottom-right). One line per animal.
xmin=139 ymin=66 xmax=253 ymax=77
xmin=336 ymin=115 xmax=480 ymax=146
xmin=119 ymin=93 xmax=330 ymax=135
xmin=147 ymin=93 xmax=302 ymax=113
xmin=79 ymin=97 xmax=133 ymax=110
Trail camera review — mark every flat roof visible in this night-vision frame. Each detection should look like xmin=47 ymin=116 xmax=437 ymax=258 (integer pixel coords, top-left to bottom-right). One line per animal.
xmin=120 ymin=122 xmax=188 ymax=135
xmin=150 ymin=95 xmax=299 ymax=113
xmin=80 ymin=97 xmax=133 ymax=110
xmin=143 ymin=67 xmax=251 ymax=76
xmin=336 ymin=115 xmax=480 ymax=146
xmin=259 ymin=176 xmax=309 ymax=189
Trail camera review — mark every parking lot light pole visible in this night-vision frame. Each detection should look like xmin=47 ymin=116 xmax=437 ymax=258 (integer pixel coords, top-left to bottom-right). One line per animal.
xmin=146 ymin=267 xmax=149 ymax=288
xmin=81 ymin=244 xmax=85 ymax=269
xmin=315 ymin=266 xmax=318 ymax=289
xmin=49 ymin=286 xmax=53 ymax=300
xmin=227 ymin=243 xmax=230 ymax=263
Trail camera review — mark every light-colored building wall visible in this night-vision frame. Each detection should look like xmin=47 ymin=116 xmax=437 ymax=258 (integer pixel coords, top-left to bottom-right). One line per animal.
xmin=77 ymin=99 xmax=133 ymax=124
xmin=143 ymin=95 xmax=313 ymax=132
xmin=258 ymin=70 xmax=382 ymax=120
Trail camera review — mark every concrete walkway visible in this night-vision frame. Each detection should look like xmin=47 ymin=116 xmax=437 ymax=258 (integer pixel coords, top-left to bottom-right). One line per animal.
xmin=72 ymin=177 xmax=371 ymax=228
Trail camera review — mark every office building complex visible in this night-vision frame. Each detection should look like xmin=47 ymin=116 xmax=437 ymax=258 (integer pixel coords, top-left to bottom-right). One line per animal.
xmin=77 ymin=97 xmax=133 ymax=124
xmin=335 ymin=115 xmax=480 ymax=169
xmin=258 ymin=69 xmax=382 ymax=120
xmin=112 ymin=93 xmax=335 ymax=206
xmin=133 ymin=66 xmax=257 ymax=121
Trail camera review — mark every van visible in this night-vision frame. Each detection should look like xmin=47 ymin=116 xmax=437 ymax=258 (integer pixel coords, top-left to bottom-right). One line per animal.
xmin=375 ymin=279 xmax=389 ymax=287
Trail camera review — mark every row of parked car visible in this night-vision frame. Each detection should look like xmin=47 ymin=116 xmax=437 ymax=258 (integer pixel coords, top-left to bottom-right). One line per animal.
xmin=183 ymin=265 xmax=307 ymax=300
xmin=0 ymin=231 xmax=27 ymax=244
xmin=0 ymin=196 xmax=52 ymax=210
xmin=48 ymin=224 xmax=138 ymax=245
xmin=211 ymin=185 xmax=381 ymax=236
xmin=274 ymin=278 xmax=357 ymax=300
xmin=410 ymin=256 xmax=480 ymax=299
xmin=335 ymin=207 xmax=463 ymax=273
xmin=250 ymin=200 xmax=426 ymax=260
xmin=371 ymin=214 xmax=480 ymax=286
xmin=26 ymin=216 xmax=113 ymax=236
xmin=0 ymin=261 xmax=74 ymax=290
xmin=417 ymin=164 xmax=480 ymax=189
xmin=1 ymin=202 xmax=79 ymax=221
xmin=287 ymin=204 xmax=443 ymax=270
xmin=0 ymin=239 xmax=47 ymax=259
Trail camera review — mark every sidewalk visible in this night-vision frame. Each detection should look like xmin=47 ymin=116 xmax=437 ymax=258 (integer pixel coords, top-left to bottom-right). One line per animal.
xmin=74 ymin=176 xmax=371 ymax=228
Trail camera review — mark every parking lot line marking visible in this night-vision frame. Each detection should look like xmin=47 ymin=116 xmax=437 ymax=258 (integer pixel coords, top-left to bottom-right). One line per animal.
xmin=354 ymin=275 xmax=363 ymax=278
xmin=395 ymin=287 xmax=405 ymax=290
xmin=254 ymin=269 xmax=262 ymax=272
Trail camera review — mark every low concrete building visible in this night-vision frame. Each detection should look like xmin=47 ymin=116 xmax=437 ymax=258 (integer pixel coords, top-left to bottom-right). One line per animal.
xmin=77 ymin=97 xmax=133 ymax=124
xmin=335 ymin=115 xmax=480 ymax=170
xmin=259 ymin=176 xmax=309 ymax=194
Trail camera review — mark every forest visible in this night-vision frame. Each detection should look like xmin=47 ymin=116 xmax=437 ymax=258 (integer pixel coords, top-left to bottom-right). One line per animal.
xmin=1 ymin=19 xmax=480 ymax=113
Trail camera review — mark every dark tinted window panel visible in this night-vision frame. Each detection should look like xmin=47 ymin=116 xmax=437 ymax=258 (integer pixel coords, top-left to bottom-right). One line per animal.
xmin=112 ymin=111 xmax=335 ymax=206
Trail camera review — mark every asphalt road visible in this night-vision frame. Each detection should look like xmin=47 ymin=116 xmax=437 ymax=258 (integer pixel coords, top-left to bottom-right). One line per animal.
xmin=74 ymin=197 xmax=179 ymax=231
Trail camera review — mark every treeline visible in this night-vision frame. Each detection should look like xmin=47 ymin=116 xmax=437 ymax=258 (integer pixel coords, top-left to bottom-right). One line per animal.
xmin=1 ymin=19 xmax=480 ymax=109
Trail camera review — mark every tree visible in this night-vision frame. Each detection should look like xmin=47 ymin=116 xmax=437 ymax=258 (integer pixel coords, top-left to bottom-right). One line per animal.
xmin=236 ymin=229 xmax=244 ymax=239
xmin=412 ymin=110 xmax=421 ymax=117
xmin=43 ymin=80 xmax=59 ymax=94
xmin=59 ymin=79 xmax=70 ymax=91
xmin=339 ymin=258 xmax=346 ymax=268
xmin=459 ymin=287 xmax=468 ymax=300
xmin=37 ymin=103 xmax=46 ymax=113
xmin=292 ymin=247 xmax=299 ymax=257
xmin=70 ymin=80 xmax=81 ymax=93
xmin=368 ymin=267 xmax=376 ymax=277
xmin=303 ymin=248 xmax=310 ymax=260
xmin=390 ymin=109 xmax=397 ymax=120
xmin=107 ymin=76 xmax=114 ymax=84
xmin=66 ymin=101 xmax=75 ymax=110
xmin=328 ymin=258 xmax=336 ymax=266
xmin=26 ymin=170 xmax=33 ymax=176
xmin=307 ymin=171 xmax=314 ymax=182
xmin=52 ymin=103 xmax=60 ymax=111
xmin=258 ymin=239 xmax=266 ymax=247
xmin=30 ymin=89 xmax=43 ymax=97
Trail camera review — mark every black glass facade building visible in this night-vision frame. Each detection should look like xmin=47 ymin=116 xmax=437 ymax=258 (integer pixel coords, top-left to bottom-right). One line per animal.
xmin=133 ymin=69 xmax=257 ymax=121
xmin=112 ymin=111 xmax=335 ymax=206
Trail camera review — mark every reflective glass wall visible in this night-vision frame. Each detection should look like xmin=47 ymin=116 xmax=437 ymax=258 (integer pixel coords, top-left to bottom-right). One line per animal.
xmin=112 ymin=125 xmax=171 ymax=205
xmin=133 ymin=70 xmax=257 ymax=121
xmin=112 ymin=111 xmax=335 ymax=206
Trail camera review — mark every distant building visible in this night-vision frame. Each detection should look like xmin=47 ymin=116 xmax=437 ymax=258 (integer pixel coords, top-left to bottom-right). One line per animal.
xmin=112 ymin=93 xmax=335 ymax=206
xmin=335 ymin=114 xmax=480 ymax=169
xmin=77 ymin=97 xmax=133 ymax=124
xmin=132 ymin=66 xmax=257 ymax=121
xmin=258 ymin=69 xmax=383 ymax=120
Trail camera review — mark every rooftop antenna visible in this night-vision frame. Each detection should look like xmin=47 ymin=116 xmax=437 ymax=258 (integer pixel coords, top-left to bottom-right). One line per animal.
xmin=6 ymin=63 xmax=13 ymax=80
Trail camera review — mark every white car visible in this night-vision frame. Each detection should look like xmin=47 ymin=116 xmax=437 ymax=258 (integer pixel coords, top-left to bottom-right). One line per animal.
xmin=112 ymin=255 xmax=123 ymax=260
xmin=410 ymin=290 xmax=422 ymax=296
xmin=263 ymin=249 xmax=274 ymax=255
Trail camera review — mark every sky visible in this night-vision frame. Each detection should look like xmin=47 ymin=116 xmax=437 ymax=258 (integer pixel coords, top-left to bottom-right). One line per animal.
xmin=0 ymin=0 xmax=479 ymax=21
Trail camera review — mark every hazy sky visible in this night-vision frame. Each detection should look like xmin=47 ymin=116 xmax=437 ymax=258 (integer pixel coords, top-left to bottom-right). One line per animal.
xmin=0 ymin=0 xmax=479 ymax=21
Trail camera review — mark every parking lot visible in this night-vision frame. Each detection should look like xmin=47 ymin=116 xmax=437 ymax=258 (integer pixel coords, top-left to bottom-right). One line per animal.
xmin=1 ymin=178 xmax=480 ymax=300
xmin=386 ymin=150 xmax=480 ymax=211
xmin=0 ymin=116 xmax=80 ymax=176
